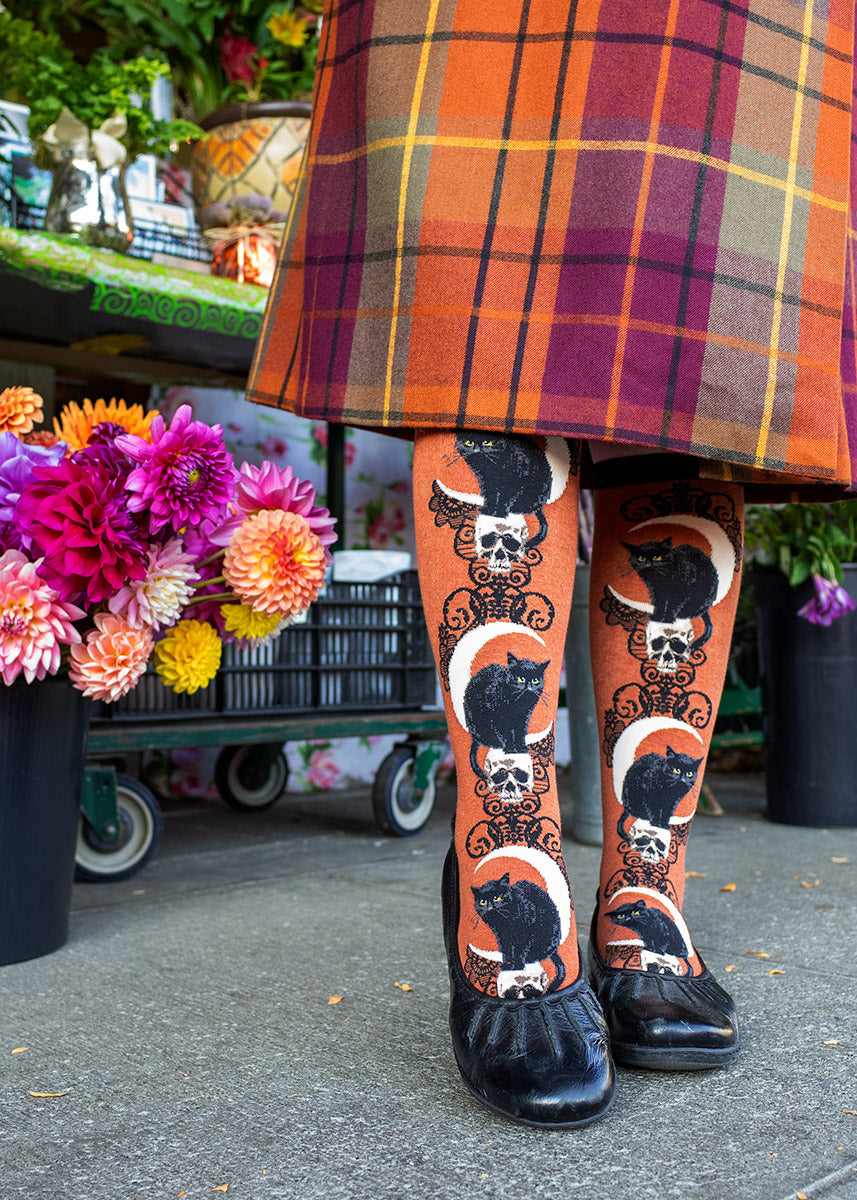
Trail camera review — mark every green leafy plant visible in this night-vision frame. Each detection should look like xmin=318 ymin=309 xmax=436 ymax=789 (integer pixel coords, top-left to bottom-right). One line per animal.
xmin=745 ymin=502 xmax=857 ymax=586
xmin=66 ymin=0 xmax=322 ymax=121
xmin=745 ymin=502 xmax=857 ymax=625
xmin=0 ymin=12 xmax=201 ymax=158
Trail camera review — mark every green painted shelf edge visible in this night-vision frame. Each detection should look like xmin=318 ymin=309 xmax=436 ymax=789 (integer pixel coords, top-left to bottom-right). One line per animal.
xmin=0 ymin=227 xmax=268 ymax=339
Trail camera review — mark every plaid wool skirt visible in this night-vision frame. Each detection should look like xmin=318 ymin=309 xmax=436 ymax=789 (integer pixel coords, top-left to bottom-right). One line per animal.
xmin=246 ymin=0 xmax=857 ymax=495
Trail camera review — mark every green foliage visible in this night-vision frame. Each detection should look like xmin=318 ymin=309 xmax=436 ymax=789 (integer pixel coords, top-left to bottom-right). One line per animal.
xmin=68 ymin=0 xmax=320 ymax=120
xmin=0 ymin=12 xmax=201 ymax=156
xmin=744 ymin=502 xmax=857 ymax=586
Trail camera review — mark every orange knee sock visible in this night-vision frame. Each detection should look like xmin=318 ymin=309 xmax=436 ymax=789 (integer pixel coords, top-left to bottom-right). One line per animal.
xmin=589 ymin=478 xmax=744 ymax=976
xmin=413 ymin=430 xmax=581 ymax=997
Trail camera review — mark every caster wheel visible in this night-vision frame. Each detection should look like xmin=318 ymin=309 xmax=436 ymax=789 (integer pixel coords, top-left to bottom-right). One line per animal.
xmin=372 ymin=744 xmax=437 ymax=835
xmin=75 ymin=775 xmax=163 ymax=882
xmin=215 ymin=744 xmax=289 ymax=811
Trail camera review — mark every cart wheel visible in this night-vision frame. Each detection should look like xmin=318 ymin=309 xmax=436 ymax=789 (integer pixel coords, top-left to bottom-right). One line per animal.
xmin=215 ymin=745 xmax=289 ymax=811
xmin=75 ymin=775 xmax=164 ymax=883
xmin=372 ymin=744 xmax=437 ymax=835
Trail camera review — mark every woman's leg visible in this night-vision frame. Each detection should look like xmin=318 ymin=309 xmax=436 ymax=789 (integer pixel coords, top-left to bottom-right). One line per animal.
xmin=588 ymin=477 xmax=744 ymax=1066
xmin=412 ymin=429 xmax=613 ymax=1125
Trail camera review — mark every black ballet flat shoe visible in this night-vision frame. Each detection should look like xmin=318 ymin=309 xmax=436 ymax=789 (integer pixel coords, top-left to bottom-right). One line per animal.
xmin=441 ymin=848 xmax=615 ymax=1128
xmin=587 ymin=912 xmax=739 ymax=1071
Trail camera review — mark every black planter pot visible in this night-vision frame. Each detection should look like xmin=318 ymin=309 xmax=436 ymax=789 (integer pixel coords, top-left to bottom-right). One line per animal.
xmin=753 ymin=564 xmax=857 ymax=827
xmin=0 ymin=676 xmax=89 ymax=965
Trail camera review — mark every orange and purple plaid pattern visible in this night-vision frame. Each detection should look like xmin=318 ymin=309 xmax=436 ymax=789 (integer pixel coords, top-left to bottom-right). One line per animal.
xmin=247 ymin=0 xmax=857 ymax=492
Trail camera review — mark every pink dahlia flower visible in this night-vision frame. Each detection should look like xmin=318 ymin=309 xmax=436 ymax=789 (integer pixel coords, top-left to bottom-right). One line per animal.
xmin=68 ymin=612 xmax=154 ymax=701
xmin=115 ymin=405 xmax=236 ymax=535
xmin=234 ymin=461 xmax=337 ymax=562
xmin=224 ymin=509 xmax=326 ymax=617
xmin=108 ymin=537 xmax=199 ymax=630
xmin=16 ymin=456 xmax=148 ymax=605
xmin=0 ymin=549 xmax=84 ymax=684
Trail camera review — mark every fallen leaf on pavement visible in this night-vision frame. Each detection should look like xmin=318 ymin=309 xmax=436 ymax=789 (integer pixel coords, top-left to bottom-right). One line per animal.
xmin=393 ymin=982 xmax=414 ymax=992
xmin=328 ymin=995 xmax=343 ymax=1005
xmin=213 ymin=1187 xmax=229 ymax=1193
xmin=823 ymin=1039 xmax=842 ymax=1045
xmin=845 ymin=1110 xmax=857 ymax=1116
xmin=10 ymin=1047 xmax=28 ymax=1054
xmin=685 ymin=872 xmax=708 ymax=878
xmin=747 ymin=951 xmax=771 ymax=958
xmin=724 ymin=965 xmax=735 ymax=973
xmin=796 ymin=878 xmax=819 ymax=888
xmin=29 ymin=1090 xmax=68 ymax=1098
xmin=769 ymin=969 xmax=786 ymax=975
xmin=720 ymin=882 xmax=736 ymax=892
xmin=832 ymin=857 xmax=849 ymax=864
xmin=796 ymin=1191 xmax=808 ymax=1199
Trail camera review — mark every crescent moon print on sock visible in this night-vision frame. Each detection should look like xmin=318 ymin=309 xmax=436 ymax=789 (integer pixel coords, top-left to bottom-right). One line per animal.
xmin=610 ymin=515 xmax=735 ymax=660
xmin=469 ymin=847 xmax=573 ymax=995
xmin=605 ymin=887 xmax=694 ymax=975
xmin=612 ymin=718 xmax=704 ymax=864
xmin=441 ymin=435 xmax=571 ymax=569
xmin=447 ymin=624 xmax=553 ymax=787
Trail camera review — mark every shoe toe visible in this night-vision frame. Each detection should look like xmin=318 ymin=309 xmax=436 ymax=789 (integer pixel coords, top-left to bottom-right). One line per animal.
xmin=450 ymin=980 xmax=615 ymax=1127
xmin=589 ymin=937 xmax=739 ymax=1070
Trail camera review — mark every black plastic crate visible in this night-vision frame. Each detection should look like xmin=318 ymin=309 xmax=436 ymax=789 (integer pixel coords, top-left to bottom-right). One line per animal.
xmin=90 ymin=571 xmax=438 ymax=724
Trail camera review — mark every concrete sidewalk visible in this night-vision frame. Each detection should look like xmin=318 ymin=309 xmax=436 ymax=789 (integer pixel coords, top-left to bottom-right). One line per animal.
xmin=1 ymin=770 xmax=856 ymax=1200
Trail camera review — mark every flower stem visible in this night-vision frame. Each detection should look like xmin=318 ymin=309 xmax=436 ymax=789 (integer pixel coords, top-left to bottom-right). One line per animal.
xmin=185 ymin=591 xmax=233 ymax=607
xmin=197 ymin=548 xmax=226 ymax=569
xmin=192 ymin=574 xmax=226 ymax=589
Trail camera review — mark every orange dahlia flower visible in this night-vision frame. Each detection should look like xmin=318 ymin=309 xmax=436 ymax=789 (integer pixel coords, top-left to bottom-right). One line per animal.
xmin=53 ymin=397 xmax=157 ymax=450
xmin=224 ymin=509 xmax=326 ymax=618
xmin=0 ymin=386 xmax=44 ymax=436
xmin=68 ymin=612 xmax=154 ymax=701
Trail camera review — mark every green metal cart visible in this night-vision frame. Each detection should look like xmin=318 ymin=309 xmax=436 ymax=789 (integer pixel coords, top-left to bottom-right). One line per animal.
xmin=78 ymin=571 xmax=448 ymax=881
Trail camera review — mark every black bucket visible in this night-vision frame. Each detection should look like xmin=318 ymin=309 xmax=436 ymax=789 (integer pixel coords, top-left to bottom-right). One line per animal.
xmin=754 ymin=564 xmax=857 ymax=827
xmin=0 ymin=676 xmax=89 ymax=965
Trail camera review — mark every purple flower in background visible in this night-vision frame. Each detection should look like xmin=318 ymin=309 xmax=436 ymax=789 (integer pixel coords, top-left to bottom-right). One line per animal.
xmin=115 ymin=405 xmax=236 ymax=535
xmin=0 ymin=432 xmax=66 ymax=525
xmin=797 ymin=574 xmax=857 ymax=627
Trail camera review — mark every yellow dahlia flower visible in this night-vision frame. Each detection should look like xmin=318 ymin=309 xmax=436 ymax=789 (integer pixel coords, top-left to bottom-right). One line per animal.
xmin=267 ymin=10 xmax=309 ymax=46
xmin=154 ymin=619 xmax=222 ymax=694
xmin=53 ymin=397 xmax=157 ymax=450
xmin=0 ymin=386 xmax=43 ymax=436
xmin=221 ymin=603 xmax=285 ymax=641
xmin=224 ymin=509 xmax=326 ymax=618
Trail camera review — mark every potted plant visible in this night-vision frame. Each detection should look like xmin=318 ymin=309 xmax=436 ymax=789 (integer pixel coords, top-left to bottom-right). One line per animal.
xmin=0 ymin=383 xmax=336 ymax=965
xmin=0 ymin=12 xmax=201 ymax=250
xmin=70 ymin=0 xmax=323 ymax=219
xmin=744 ymin=501 xmax=857 ymax=827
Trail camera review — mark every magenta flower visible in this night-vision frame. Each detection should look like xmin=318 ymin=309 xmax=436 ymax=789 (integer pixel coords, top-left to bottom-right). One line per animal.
xmin=0 ymin=549 xmax=84 ymax=684
xmin=115 ymin=405 xmax=236 ymax=535
xmin=797 ymin=574 xmax=857 ymax=627
xmin=234 ymin=460 xmax=337 ymax=562
xmin=16 ymin=455 xmax=148 ymax=605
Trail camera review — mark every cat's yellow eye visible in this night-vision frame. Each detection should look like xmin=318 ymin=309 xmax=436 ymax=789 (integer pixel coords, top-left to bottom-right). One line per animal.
xmin=672 ymin=766 xmax=680 ymax=774
xmin=493 ymin=895 xmax=502 ymax=902
xmin=653 ymin=555 xmax=662 ymax=561
xmin=483 ymin=440 xmax=494 ymax=447
xmin=478 ymin=898 xmax=486 ymax=905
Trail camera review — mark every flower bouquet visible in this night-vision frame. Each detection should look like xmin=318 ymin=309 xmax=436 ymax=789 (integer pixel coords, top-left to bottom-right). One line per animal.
xmin=0 ymin=385 xmax=336 ymax=698
xmin=744 ymin=502 xmax=857 ymax=626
